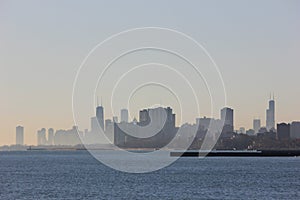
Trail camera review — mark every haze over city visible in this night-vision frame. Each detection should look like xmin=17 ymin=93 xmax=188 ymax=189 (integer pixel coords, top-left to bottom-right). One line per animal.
xmin=1 ymin=0 xmax=300 ymax=145
xmin=1 ymin=1 xmax=300 ymax=199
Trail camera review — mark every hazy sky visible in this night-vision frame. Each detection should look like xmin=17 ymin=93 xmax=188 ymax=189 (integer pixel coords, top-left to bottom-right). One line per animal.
xmin=1 ymin=0 xmax=300 ymax=145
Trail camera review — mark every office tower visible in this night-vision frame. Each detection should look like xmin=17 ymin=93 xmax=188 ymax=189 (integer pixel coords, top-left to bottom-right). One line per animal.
xmin=96 ymin=105 xmax=104 ymax=130
xmin=253 ymin=119 xmax=261 ymax=134
xmin=290 ymin=121 xmax=300 ymax=139
xmin=16 ymin=126 xmax=24 ymax=145
xmin=105 ymin=119 xmax=114 ymax=142
xmin=221 ymin=107 xmax=234 ymax=133
xmin=266 ymin=95 xmax=275 ymax=131
xmin=277 ymin=123 xmax=290 ymax=140
xmin=105 ymin=119 xmax=113 ymax=130
xmin=37 ymin=128 xmax=47 ymax=145
xmin=91 ymin=117 xmax=99 ymax=133
xmin=120 ymin=109 xmax=129 ymax=123
xmin=139 ymin=109 xmax=150 ymax=126
xmin=48 ymin=128 xmax=54 ymax=145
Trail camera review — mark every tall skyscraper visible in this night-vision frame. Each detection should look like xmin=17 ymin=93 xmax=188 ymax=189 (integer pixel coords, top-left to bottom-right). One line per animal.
xmin=16 ymin=126 xmax=24 ymax=145
xmin=105 ymin=119 xmax=114 ymax=142
xmin=37 ymin=128 xmax=47 ymax=145
xmin=120 ymin=109 xmax=129 ymax=123
xmin=253 ymin=119 xmax=261 ymax=134
xmin=48 ymin=128 xmax=54 ymax=145
xmin=96 ymin=105 xmax=104 ymax=130
xmin=220 ymin=107 xmax=234 ymax=134
xmin=91 ymin=117 xmax=99 ymax=133
xmin=266 ymin=95 xmax=275 ymax=131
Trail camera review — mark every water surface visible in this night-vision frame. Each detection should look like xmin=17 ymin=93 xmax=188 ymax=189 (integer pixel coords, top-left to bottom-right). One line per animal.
xmin=0 ymin=151 xmax=299 ymax=199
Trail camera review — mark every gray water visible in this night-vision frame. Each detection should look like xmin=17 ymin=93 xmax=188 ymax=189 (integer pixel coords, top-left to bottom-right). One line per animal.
xmin=0 ymin=151 xmax=299 ymax=200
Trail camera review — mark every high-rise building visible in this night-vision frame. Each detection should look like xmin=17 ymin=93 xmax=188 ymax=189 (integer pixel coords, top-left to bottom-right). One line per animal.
xmin=120 ymin=109 xmax=129 ymax=123
xmin=290 ymin=121 xmax=300 ymax=139
xmin=266 ymin=96 xmax=275 ymax=131
xmin=16 ymin=126 xmax=24 ymax=145
xmin=48 ymin=128 xmax=54 ymax=145
xmin=277 ymin=123 xmax=290 ymax=140
xmin=91 ymin=117 xmax=99 ymax=133
xmin=253 ymin=119 xmax=261 ymax=134
xmin=221 ymin=107 xmax=234 ymax=133
xmin=139 ymin=109 xmax=149 ymax=125
xmin=105 ymin=119 xmax=114 ymax=142
xmin=37 ymin=128 xmax=47 ymax=145
xmin=96 ymin=105 xmax=104 ymax=130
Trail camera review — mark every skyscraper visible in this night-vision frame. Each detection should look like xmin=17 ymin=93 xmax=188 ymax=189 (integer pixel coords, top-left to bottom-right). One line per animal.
xmin=16 ymin=126 xmax=24 ymax=145
xmin=105 ymin=119 xmax=114 ymax=142
xmin=266 ymin=95 xmax=275 ymax=131
xmin=221 ymin=107 xmax=234 ymax=132
xmin=120 ymin=109 xmax=129 ymax=123
xmin=48 ymin=128 xmax=54 ymax=145
xmin=96 ymin=105 xmax=104 ymax=130
xmin=253 ymin=119 xmax=261 ymax=134
xmin=90 ymin=117 xmax=98 ymax=133
xmin=37 ymin=128 xmax=47 ymax=146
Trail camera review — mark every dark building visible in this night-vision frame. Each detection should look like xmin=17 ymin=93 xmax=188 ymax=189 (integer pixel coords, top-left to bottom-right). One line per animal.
xmin=220 ymin=107 xmax=234 ymax=137
xmin=290 ymin=121 xmax=300 ymax=139
xmin=266 ymin=97 xmax=275 ymax=131
xmin=277 ymin=123 xmax=290 ymax=140
xmin=96 ymin=106 xmax=104 ymax=130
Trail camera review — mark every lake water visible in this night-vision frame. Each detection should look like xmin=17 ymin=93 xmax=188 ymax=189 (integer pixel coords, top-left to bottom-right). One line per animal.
xmin=0 ymin=151 xmax=299 ymax=199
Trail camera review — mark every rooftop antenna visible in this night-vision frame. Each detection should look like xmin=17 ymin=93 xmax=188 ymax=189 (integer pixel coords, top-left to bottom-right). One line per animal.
xmin=97 ymin=96 xmax=99 ymax=107
xmin=101 ymin=96 xmax=103 ymax=106
xmin=273 ymin=92 xmax=275 ymax=100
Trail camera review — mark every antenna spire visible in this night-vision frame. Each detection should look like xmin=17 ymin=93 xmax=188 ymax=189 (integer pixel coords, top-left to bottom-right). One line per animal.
xmin=97 ymin=96 xmax=99 ymax=107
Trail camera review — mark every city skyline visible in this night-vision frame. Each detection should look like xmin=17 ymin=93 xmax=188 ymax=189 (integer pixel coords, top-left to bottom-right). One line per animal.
xmin=1 ymin=2 xmax=300 ymax=199
xmin=10 ymin=94 xmax=300 ymax=146
xmin=1 ymin=1 xmax=300 ymax=145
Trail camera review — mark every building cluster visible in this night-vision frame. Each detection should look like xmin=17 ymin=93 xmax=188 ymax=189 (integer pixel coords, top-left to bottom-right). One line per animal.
xmin=114 ymin=107 xmax=176 ymax=148
xmin=14 ymin=95 xmax=300 ymax=147
xmin=36 ymin=126 xmax=83 ymax=146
